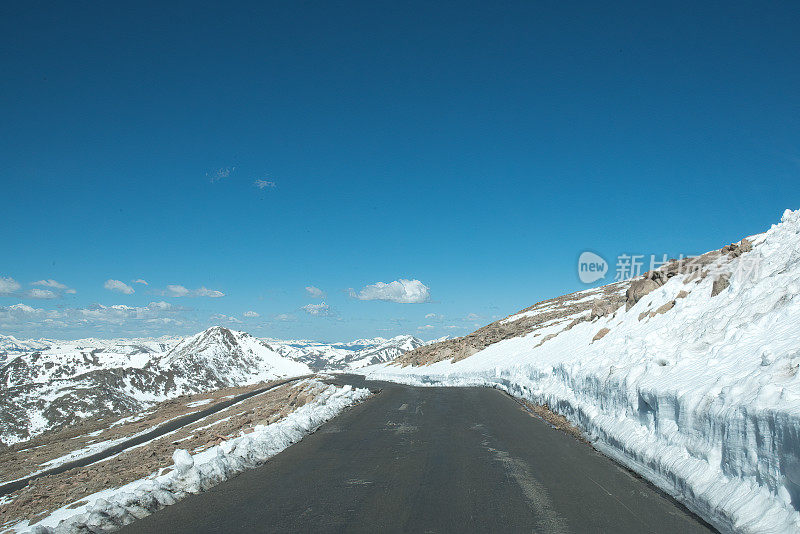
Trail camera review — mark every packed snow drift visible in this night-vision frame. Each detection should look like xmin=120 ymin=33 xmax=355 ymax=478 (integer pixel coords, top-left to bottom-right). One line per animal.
xmin=361 ymin=209 xmax=800 ymax=534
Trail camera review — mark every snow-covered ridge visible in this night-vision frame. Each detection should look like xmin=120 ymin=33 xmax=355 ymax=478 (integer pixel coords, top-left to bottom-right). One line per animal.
xmin=361 ymin=209 xmax=800 ymax=533
xmin=0 ymin=329 xmax=421 ymax=445
xmin=263 ymin=335 xmax=425 ymax=372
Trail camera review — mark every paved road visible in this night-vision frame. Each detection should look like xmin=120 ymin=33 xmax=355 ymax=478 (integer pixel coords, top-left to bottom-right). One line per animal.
xmin=0 ymin=375 xmax=313 ymax=498
xmin=122 ymin=375 xmax=715 ymax=533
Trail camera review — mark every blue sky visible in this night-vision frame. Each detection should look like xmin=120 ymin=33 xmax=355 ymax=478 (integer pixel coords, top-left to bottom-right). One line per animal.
xmin=2 ymin=1 xmax=799 ymax=341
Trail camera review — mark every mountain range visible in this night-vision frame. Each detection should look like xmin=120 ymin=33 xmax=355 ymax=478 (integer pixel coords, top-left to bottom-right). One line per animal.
xmin=0 ymin=328 xmax=426 ymax=445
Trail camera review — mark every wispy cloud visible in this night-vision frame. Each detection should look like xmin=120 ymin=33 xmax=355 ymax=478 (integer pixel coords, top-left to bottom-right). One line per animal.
xmin=274 ymin=313 xmax=297 ymax=322
xmin=31 ymin=279 xmax=76 ymax=296
xmin=194 ymin=287 xmax=225 ymax=298
xmin=349 ymin=279 xmax=430 ymax=303
xmin=210 ymin=313 xmax=242 ymax=324
xmin=31 ymin=279 xmax=67 ymax=290
xmin=27 ymin=288 xmax=58 ymax=299
xmin=0 ymin=301 xmax=197 ymax=337
xmin=254 ymin=179 xmax=276 ymax=190
xmin=132 ymin=279 xmax=148 ymax=286
xmin=305 ymin=286 xmax=325 ymax=299
xmin=243 ymin=310 xmax=260 ymax=318
xmin=163 ymin=284 xmax=225 ymax=298
xmin=0 ymin=277 xmax=22 ymax=296
xmin=104 ymin=279 xmax=135 ymax=295
xmin=301 ymin=302 xmax=332 ymax=316
xmin=207 ymin=166 xmax=235 ymax=183
xmin=417 ymin=324 xmax=435 ymax=330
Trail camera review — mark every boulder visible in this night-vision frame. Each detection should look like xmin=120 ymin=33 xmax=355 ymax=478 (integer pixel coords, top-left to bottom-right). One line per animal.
xmin=590 ymin=300 xmax=614 ymax=320
xmin=711 ymin=273 xmax=731 ymax=297
xmin=654 ymin=300 xmax=675 ymax=315
xmin=626 ymin=278 xmax=661 ymax=310
xmin=592 ymin=328 xmax=610 ymax=342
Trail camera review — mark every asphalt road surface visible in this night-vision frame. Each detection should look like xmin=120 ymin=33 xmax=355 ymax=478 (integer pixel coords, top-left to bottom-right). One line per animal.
xmin=122 ymin=375 xmax=715 ymax=533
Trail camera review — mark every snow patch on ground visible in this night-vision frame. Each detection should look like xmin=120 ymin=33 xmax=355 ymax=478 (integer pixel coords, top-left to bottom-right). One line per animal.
xmin=15 ymin=381 xmax=369 ymax=533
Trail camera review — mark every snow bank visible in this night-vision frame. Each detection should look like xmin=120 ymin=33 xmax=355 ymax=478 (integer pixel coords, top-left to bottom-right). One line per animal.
xmin=362 ymin=209 xmax=800 ymax=533
xmin=18 ymin=381 xmax=369 ymax=533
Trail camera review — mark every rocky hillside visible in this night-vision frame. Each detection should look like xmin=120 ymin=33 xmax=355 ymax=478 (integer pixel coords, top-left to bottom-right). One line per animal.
xmin=394 ymin=239 xmax=752 ymax=368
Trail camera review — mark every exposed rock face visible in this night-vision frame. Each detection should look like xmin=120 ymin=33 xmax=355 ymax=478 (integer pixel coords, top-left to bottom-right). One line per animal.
xmin=592 ymin=328 xmax=610 ymax=342
xmin=590 ymin=300 xmax=616 ymax=320
xmin=724 ymin=238 xmax=753 ymax=258
xmin=711 ymin=273 xmax=731 ymax=297
xmin=625 ymin=279 xmax=661 ymax=310
xmin=655 ymin=300 xmax=676 ymax=315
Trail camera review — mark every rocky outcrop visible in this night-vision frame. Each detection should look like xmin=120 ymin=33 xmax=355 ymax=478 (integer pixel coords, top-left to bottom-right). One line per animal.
xmin=592 ymin=328 xmax=610 ymax=342
xmin=711 ymin=273 xmax=731 ymax=297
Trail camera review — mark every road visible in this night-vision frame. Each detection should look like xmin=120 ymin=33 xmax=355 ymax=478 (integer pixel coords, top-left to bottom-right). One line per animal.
xmin=0 ymin=375 xmax=313 ymax=498
xmin=122 ymin=375 xmax=715 ymax=533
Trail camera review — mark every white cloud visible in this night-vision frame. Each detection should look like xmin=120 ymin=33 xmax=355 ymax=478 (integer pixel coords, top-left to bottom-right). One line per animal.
xmin=305 ymin=286 xmax=325 ymax=299
xmin=0 ymin=301 xmax=197 ymax=337
xmin=425 ymin=313 xmax=442 ymax=320
xmin=30 ymin=279 xmax=76 ymax=296
xmin=0 ymin=277 xmax=22 ymax=296
xmin=165 ymin=285 xmax=224 ymax=298
xmin=194 ymin=287 xmax=225 ymax=298
xmin=349 ymin=279 xmax=430 ymax=303
xmin=207 ymin=166 xmax=234 ymax=183
xmin=31 ymin=279 xmax=68 ymax=290
xmin=27 ymin=288 xmax=57 ymax=299
xmin=254 ymin=179 xmax=276 ymax=190
xmin=166 ymin=284 xmax=190 ymax=297
xmin=301 ymin=302 xmax=332 ymax=316
xmin=210 ymin=313 xmax=242 ymax=324
xmin=132 ymin=279 xmax=148 ymax=285
xmin=147 ymin=301 xmax=174 ymax=310
xmin=243 ymin=311 xmax=260 ymax=318
xmin=274 ymin=313 xmax=296 ymax=322
xmin=465 ymin=313 xmax=481 ymax=321
xmin=104 ymin=279 xmax=135 ymax=295
xmin=417 ymin=324 xmax=435 ymax=330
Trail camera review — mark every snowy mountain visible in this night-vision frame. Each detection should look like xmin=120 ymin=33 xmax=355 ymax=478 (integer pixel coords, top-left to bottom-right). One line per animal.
xmin=0 ymin=327 xmax=311 ymax=445
xmin=362 ymin=209 xmax=800 ymax=533
xmin=0 ymin=328 xmax=421 ymax=445
xmin=162 ymin=327 xmax=309 ymax=386
xmin=262 ymin=335 xmax=425 ymax=371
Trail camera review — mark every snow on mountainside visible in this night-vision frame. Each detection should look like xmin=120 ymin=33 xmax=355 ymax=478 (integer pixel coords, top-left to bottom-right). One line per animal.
xmin=361 ymin=209 xmax=800 ymax=534
xmin=262 ymin=335 xmax=425 ymax=371
xmin=0 ymin=328 xmax=310 ymax=445
xmin=0 ymin=328 xmax=421 ymax=445
xmin=162 ymin=327 xmax=309 ymax=387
